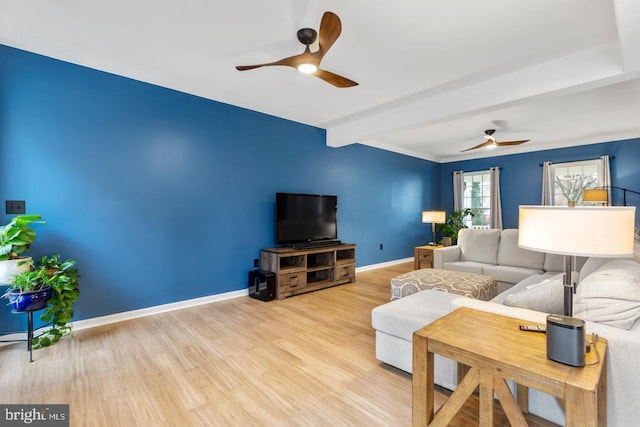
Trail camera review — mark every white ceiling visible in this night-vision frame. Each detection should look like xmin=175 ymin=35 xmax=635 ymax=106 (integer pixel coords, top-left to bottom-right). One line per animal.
xmin=2 ymin=0 xmax=639 ymax=162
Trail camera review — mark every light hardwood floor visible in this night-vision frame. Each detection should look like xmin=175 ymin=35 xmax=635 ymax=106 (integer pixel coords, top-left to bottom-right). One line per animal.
xmin=0 ymin=262 xmax=555 ymax=426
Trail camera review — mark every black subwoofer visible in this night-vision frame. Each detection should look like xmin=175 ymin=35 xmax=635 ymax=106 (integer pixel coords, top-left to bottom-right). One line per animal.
xmin=248 ymin=270 xmax=276 ymax=302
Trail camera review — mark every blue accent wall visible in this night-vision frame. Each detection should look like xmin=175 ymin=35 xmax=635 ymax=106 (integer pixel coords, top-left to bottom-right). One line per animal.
xmin=1 ymin=44 xmax=638 ymax=333
xmin=440 ymin=139 xmax=640 ymax=228
xmin=0 ymin=45 xmax=439 ymax=331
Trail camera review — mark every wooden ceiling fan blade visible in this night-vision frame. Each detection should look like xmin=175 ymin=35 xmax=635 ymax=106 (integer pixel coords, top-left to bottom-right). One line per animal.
xmin=318 ymin=11 xmax=342 ymax=55
xmin=460 ymin=140 xmax=492 ymax=152
xmin=314 ymin=69 xmax=358 ymax=87
xmin=236 ymin=64 xmax=269 ymax=71
xmin=236 ymin=53 xmax=304 ymax=71
xmin=497 ymin=139 xmax=530 ymax=146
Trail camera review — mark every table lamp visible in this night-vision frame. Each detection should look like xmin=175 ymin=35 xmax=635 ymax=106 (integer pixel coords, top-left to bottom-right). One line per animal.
xmin=422 ymin=210 xmax=446 ymax=246
xmin=518 ymin=206 xmax=635 ymax=316
xmin=582 ymin=189 xmax=608 ymax=205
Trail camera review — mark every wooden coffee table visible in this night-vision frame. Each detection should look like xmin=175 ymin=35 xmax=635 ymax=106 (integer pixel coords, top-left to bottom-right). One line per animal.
xmin=413 ymin=307 xmax=607 ymax=426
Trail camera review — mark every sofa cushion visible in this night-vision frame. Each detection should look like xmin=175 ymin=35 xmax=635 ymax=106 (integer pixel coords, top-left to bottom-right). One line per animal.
xmin=441 ymin=261 xmax=485 ymax=275
xmin=371 ymin=290 xmax=459 ymax=341
xmin=543 ymin=253 xmax=587 ymax=273
xmin=574 ymin=259 xmax=640 ymax=330
xmin=458 ymin=228 xmax=501 ymax=265
xmin=543 ymin=253 xmax=565 ymax=272
xmin=483 ymin=264 xmax=545 ymax=286
xmin=501 ymin=274 xmax=565 ymax=315
xmin=497 ymin=229 xmax=546 ymax=270
xmin=491 ymin=273 xmax=557 ymax=304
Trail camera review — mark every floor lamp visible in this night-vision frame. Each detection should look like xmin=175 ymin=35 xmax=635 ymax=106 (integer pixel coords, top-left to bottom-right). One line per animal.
xmin=518 ymin=205 xmax=636 ymax=316
xmin=422 ymin=211 xmax=446 ymax=246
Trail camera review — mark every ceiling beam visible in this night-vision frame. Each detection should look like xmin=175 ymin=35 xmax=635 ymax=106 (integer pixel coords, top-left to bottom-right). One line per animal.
xmin=326 ymin=44 xmax=626 ymax=149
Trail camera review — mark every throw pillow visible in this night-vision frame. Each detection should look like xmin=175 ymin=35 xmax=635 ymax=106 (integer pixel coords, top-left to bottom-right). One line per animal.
xmin=579 ymin=257 xmax=619 ymax=281
xmin=574 ymin=259 xmax=640 ymax=330
xmin=502 ymin=274 xmax=564 ymax=315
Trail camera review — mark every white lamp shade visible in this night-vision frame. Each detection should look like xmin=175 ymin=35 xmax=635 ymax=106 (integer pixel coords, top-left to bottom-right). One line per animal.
xmin=422 ymin=210 xmax=446 ymax=224
xmin=583 ymin=189 xmax=608 ymax=203
xmin=518 ymin=206 xmax=636 ymax=257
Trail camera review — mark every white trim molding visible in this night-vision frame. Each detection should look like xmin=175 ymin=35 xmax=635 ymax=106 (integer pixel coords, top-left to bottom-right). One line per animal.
xmin=72 ymin=288 xmax=248 ymax=332
xmin=355 ymin=257 xmax=413 ymax=272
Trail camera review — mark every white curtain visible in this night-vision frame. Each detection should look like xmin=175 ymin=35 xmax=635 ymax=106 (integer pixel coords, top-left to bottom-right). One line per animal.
xmin=453 ymin=171 xmax=464 ymax=211
xmin=490 ymin=167 xmax=503 ymax=229
xmin=541 ymin=161 xmax=553 ymax=205
xmin=600 ymin=155 xmax=612 ymax=205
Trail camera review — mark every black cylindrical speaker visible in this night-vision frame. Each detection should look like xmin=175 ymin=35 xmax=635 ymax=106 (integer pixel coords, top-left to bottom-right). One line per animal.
xmin=546 ymin=314 xmax=585 ymax=367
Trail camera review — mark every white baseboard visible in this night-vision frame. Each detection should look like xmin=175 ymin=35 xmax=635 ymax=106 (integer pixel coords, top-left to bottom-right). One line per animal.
xmin=1 ymin=257 xmax=411 ymax=342
xmin=72 ymin=288 xmax=248 ymax=332
xmin=355 ymin=257 xmax=413 ymax=272
xmin=0 ymin=289 xmax=247 ymax=345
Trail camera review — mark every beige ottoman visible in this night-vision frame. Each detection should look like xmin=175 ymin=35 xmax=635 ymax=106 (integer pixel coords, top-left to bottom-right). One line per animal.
xmin=390 ymin=269 xmax=497 ymax=301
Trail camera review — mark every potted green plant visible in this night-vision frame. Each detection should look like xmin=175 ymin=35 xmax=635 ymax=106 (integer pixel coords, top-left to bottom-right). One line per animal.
xmin=0 ymin=214 xmax=46 ymax=284
xmin=437 ymin=209 xmax=476 ymax=245
xmin=32 ymin=254 xmax=80 ymax=348
xmin=2 ymin=262 xmax=54 ymax=312
xmin=1 ymin=254 xmax=79 ymax=348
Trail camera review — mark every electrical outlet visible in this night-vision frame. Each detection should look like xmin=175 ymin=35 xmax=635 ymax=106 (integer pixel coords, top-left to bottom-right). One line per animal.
xmin=253 ymin=258 xmax=260 ymax=268
xmin=5 ymin=200 xmax=26 ymax=214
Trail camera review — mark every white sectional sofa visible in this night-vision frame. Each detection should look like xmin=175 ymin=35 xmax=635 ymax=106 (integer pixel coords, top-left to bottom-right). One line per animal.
xmin=434 ymin=228 xmax=580 ymax=294
xmin=371 ymin=228 xmax=640 ymax=426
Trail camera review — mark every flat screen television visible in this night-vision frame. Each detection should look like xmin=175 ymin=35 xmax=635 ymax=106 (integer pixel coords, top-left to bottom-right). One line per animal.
xmin=276 ymin=192 xmax=338 ymax=246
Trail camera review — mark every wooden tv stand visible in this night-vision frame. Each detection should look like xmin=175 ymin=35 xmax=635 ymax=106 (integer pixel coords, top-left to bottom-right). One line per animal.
xmin=260 ymin=244 xmax=356 ymax=299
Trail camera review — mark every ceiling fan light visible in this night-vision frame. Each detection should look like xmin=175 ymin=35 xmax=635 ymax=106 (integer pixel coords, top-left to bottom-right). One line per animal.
xmin=298 ymin=63 xmax=317 ymax=74
xmin=485 ymin=143 xmax=497 ymax=150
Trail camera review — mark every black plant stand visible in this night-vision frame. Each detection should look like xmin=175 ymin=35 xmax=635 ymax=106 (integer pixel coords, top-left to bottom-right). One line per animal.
xmin=0 ymin=308 xmax=47 ymax=362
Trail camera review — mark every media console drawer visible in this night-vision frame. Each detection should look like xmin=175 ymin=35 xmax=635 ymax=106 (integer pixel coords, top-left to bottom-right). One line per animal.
xmin=279 ymin=272 xmax=306 ymax=291
xmin=260 ymin=244 xmax=356 ymax=300
xmin=335 ymin=265 xmax=355 ymax=281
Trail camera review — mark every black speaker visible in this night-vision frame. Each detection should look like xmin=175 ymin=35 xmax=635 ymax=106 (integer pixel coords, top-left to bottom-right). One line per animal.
xmin=248 ymin=270 xmax=276 ymax=302
xmin=546 ymin=314 xmax=585 ymax=367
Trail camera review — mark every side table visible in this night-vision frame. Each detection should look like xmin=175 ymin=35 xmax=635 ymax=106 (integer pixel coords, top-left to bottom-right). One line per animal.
xmin=413 ymin=245 xmax=442 ymax=270
xmin=413 ymin=307 xmax=607 ymax=426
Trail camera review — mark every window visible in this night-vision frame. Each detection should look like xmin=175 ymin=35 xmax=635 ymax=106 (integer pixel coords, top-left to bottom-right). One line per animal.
xmin=550 ymin=159 xmax=601 ymax=206
xmin=462 ymin=171 xmax=491 ymax=228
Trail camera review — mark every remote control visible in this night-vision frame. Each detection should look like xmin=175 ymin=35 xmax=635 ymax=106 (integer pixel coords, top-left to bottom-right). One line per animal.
xmin=519 ymin=324 xmax=546 ymax=333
